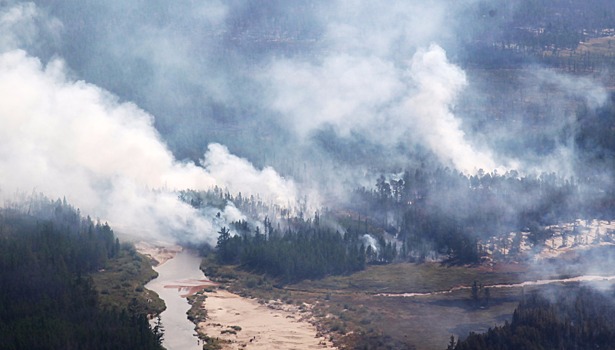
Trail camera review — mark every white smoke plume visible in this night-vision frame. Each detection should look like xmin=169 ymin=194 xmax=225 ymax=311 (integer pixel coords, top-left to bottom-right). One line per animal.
xmin=202 ymin=143 xmax=299 ymax=206
xmin=0 ymin=3 xmax=304 ymax=245
xmin=1 ymin=0 xmax=611 ymax=246
xmin=265 ymin=43 xmax=510 ymax=174
xmin=15 ymin=0 xmax=610 ymax=187
xmin=401 ymin=44 xmax=513 ymax=173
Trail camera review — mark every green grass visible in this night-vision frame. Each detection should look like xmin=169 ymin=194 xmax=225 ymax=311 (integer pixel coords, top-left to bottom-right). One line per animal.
xmin=91 ymin=247 xmax=165 ymax=316
xmin=289 ymin=262 xmax=528 ymax=295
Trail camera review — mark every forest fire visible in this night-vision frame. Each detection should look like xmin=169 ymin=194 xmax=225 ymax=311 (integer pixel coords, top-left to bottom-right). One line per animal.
xmin=1 ymin=1 xmax=615 ymax=349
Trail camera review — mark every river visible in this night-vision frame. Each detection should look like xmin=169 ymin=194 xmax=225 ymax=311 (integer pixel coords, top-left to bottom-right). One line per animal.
xmin=145 ymin=250 xmax=207 ymax=350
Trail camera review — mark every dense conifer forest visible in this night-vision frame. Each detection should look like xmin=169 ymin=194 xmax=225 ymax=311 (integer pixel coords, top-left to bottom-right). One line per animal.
xmin=183 ymin=92 xmax=615 ymax=278
xmin=453 ymin=286 xmax=615 ymax=350
xmin=183 ymin=189 xmax=393 ymax=282
xmin=2 ymin=1 xmax=615 ymax=348
xmin=0 ymin=197 xmax=163 ymax=350
xmin=185 ymin=121 xmax=615 ymax=280
xmin=214 ymin=220 xmax=381 ymax=282
xmin=352 ymin=165 xmax=615 ymax=262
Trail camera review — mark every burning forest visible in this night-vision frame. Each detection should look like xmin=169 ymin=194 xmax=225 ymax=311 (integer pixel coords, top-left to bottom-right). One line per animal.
xmin=1 ymin=0 xmax=615 ymax=349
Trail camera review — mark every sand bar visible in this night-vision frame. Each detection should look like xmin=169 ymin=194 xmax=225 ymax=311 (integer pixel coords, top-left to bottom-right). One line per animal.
xmin=199 ymin=289 xmax=336 ymax=350
xmin=135 ymin=241 xmax=183 ymax=266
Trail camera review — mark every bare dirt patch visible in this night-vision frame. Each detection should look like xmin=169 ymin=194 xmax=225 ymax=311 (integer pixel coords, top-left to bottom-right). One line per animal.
xmin=198 ymin=289 xmax=336 ymax=350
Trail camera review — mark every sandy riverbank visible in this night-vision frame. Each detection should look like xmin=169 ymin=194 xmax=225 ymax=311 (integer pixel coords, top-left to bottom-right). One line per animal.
xmin=199 ymin=289 xmax=336 ymax=350
xmin=137 ymin=242 xmax=335 ymax=349
xmin=135 ymin=241 xmax=183 ymax=266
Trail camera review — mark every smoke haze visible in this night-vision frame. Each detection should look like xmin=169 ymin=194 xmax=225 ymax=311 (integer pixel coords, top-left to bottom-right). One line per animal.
xmin=0 ymin=1 xmax=612 ymax=243
xmin=0 ymin=3 xmax=301 ymax=244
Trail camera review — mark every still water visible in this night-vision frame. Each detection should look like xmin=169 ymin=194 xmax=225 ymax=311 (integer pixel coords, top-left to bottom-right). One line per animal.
xmin=145 ymin=250 xmax=204 ymax=350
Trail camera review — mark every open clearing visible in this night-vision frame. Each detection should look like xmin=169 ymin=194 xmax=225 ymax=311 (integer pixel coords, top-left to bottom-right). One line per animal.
xmin=202 ymin=251 xmax=615 ymax=350
xmin=203 ymin=260 xmax=533 ymax=349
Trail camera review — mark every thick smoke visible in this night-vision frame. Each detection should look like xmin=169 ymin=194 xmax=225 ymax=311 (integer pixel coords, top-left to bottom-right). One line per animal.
xmin=20 ymin=0 xmax=502 ymax=175
xmin=0 ymin=2 xmax=303 ymax=245
xmin=401 ymin=45 xmax=507 ymax=173
xmin=1 ymin=1 xmax=612 ymax=245
xmin=17 ymin=0 xmax=610 ymax=181
xmin=264 ymin=44 xmax=509 ymax=173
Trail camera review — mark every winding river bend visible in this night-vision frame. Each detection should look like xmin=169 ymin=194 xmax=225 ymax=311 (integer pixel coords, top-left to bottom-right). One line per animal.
xmin=377 ymin=275 xmax=615 ymax=298
xmin=145 ymin=250 xmax=209 ymax=350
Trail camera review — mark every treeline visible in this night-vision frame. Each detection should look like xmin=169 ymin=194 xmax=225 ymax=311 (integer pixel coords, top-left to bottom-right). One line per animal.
xmin=179 ymin=186 xmax=305 ymax=222
xmin=215 ymin=216 xmax=397 ymax=282
xmin=352 ymin=166 xmax=614 ymax=264
xmin=181 ymin=188 xmax=401 ymax=282
xmin=0 ymin=196 xmax=162 ymax=350
xmin=462 ymin=0 xmax=615 ymax=69
xmin=453 ymin=286 xmax=615 ymax=350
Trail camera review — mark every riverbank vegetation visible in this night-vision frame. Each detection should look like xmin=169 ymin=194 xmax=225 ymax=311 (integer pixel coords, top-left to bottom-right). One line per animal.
xmin=91 ymin=245 xmax=165 ymax=316
xmin=0 ymin=196 xmax=163 ymax=349
xmin=187 ymin=289 xmax=210 ymax=326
